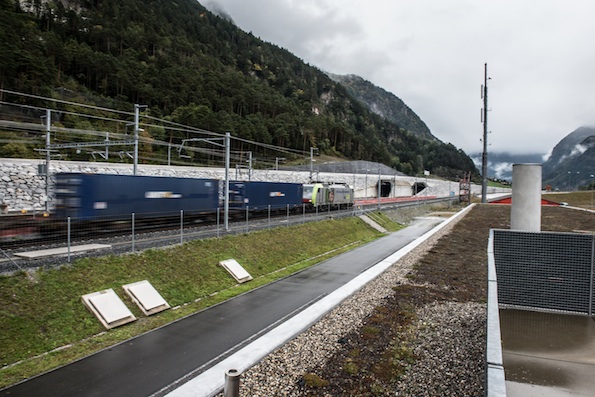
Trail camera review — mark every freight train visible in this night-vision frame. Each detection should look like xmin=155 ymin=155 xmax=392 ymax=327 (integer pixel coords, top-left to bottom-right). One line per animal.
xmin=53 ymin=173 xmax=354 ymax=222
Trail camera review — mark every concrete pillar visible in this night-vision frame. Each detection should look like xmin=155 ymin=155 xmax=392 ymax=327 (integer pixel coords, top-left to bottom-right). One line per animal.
xmin=511 ymin=163 xmax=542 ymax=232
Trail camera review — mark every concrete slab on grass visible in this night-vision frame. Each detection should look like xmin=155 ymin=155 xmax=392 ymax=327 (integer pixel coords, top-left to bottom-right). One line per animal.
xmin=14 ymin=244 xmax=111 ymax=259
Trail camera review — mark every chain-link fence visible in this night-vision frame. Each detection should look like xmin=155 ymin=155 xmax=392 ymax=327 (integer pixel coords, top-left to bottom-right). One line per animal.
xmin=0 ymin=204 xmax=362 ymax=274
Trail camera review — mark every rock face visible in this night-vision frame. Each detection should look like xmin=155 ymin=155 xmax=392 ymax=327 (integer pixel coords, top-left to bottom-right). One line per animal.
xmin=0 ymin=158 xmax=483 ymax=212
xmin=542 ymin=126 xmax=595 ymax=190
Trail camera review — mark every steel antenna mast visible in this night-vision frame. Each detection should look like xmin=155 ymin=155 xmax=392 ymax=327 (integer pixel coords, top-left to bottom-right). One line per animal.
xmin=481 ymin=63 xmax=489 ymax=203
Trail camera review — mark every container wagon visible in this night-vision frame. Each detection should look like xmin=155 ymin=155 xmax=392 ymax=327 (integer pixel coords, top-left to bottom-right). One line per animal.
xmin=229 ymin=181 xmax=303 ymax=212
xmin=54 ymin=173 xmax=220 ymax=220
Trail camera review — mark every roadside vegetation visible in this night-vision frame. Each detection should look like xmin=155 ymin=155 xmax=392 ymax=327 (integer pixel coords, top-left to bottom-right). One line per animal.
xmin=0 ymin=215 xmax=401 ymax=389
xmin=488 ymin=179 xmax=511 ymax=189
xmin=361 ymin=211 xmax=405 ymax=232
xmin=543 ymin=190 xmax=595 ymax=210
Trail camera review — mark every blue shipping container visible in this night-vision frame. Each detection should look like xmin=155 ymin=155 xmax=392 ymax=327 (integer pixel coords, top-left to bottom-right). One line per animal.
xmin=229 ymin=181 xmax=303 ymax=211
xmin=54 ymin=173 xmax=220 ymax=220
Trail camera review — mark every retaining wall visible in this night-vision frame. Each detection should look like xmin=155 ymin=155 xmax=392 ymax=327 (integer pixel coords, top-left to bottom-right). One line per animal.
xmin=0 ymin=158 xmax=481 ymax=212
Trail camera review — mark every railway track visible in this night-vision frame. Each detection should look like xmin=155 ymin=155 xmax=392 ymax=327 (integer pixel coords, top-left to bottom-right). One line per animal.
xmin=0 ymin=208 xmax=343 ymax=272
xmin=0 ymin=196 xmax=455 ymax=274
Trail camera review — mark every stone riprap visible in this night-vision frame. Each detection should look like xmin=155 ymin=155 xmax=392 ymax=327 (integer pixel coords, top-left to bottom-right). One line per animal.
xmin=0 ymin=158 xmax=483 ymax=213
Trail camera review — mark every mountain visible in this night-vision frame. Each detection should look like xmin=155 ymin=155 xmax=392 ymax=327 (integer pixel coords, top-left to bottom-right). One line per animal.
xmin=469 ymin=126 xmax=595 ymax=190
xmin=0 ymin=0 xmax=478 ymax=180
xmin=470 ymin=152 xmax=544 ymax=181
xmin=542 ymin=126 xmax=595 ymax=190
xmin=326 ymin=74 xmax=436 ymax=141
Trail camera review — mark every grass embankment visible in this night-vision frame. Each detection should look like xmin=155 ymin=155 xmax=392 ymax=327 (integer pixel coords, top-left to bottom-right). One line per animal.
xmin=0 ymin=215 xmax=400 ymax=389
xmin=543 ymin=190 xmax=594 ymax=210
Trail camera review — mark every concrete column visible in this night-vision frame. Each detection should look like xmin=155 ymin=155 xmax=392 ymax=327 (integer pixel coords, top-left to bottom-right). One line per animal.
xmin=511 ymin=163 xmax=542 ymax=232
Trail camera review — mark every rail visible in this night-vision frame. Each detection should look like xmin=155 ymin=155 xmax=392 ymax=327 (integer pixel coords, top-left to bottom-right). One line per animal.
xmin=1 ymin=196 xmax=459 ymax=274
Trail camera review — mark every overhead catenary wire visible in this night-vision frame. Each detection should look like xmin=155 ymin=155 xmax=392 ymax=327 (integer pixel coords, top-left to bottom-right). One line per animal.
xmin=0 ymin=89 xmax=314 ymax=168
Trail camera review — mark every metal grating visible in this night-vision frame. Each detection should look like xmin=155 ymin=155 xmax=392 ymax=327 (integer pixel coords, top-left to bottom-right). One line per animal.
xmin=492 ymin=229 xmax=594 ymax=315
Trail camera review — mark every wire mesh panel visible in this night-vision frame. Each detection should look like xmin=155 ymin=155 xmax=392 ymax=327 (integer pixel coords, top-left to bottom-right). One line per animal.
xmin=493 ymin=229 xmax=594 ymax=315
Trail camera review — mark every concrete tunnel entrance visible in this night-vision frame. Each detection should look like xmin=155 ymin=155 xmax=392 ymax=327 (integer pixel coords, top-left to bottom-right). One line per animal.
xmin=412 ymin=182 xmax=427 ymax=195
xmin=376 ymin=180 xmax=393 ymax=197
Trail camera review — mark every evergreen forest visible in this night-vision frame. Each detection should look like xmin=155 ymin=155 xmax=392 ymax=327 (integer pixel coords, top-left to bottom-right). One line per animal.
xmin=0 ymin=0 xmax=478 ymax=179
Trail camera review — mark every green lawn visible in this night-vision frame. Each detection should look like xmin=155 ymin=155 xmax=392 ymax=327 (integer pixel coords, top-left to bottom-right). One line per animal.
xmin=543 ymin=190 xmax=594 ymax=209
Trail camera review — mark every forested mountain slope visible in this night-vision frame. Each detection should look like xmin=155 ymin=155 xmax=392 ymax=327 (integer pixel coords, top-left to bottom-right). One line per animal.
xmin=0 ymin=0 xmax=477 ymax=179
xmin=327 ymin=73 xmax=436 ymax=142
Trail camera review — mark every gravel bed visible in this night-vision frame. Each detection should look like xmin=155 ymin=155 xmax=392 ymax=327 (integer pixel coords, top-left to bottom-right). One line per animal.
xmin=221 ymin=214 xmax=486 ymax=396
xmin=392 ymin=302 xmax=486 ymax=396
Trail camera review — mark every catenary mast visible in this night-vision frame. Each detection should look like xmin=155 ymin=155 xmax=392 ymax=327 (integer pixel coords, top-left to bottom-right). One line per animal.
xmin=481 ymin=63 xmax=489 ymax=203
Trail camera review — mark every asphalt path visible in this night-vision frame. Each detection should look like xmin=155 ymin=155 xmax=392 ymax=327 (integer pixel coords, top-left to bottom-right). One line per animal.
xmin=1 ymin=216 xmax=445 ymax=397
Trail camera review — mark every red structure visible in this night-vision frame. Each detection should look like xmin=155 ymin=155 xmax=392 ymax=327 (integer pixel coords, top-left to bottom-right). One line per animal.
xmin=489 ymin=196 xmax=560 ymax=206
xmin=459 ymin=172 xmax=471 ymax=203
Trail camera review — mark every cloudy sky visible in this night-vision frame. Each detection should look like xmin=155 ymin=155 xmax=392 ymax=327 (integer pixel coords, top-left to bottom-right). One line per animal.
xmin=203 ymin=0 xmax=595 ymax=157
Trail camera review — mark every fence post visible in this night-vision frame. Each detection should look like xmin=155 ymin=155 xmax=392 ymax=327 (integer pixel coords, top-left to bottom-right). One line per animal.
xmin=67 ymin=216 xmax=71 ymax=263
xmin=268 ymin=205 xmax=271 ymax=230
xmin=224 ymin=369 xmax=240 ymax=397
xmin=286 ymin=204 xmax=289 ymax=226
xmin=131 ymin=212 xmax=135 ymax=252
xmin=245 ymin=206 xmax=249 ymax=233
xmin=590 ymin=236 xmax=594 ymax=316
xmin=180 ymin=209 xmax=184 ymax=245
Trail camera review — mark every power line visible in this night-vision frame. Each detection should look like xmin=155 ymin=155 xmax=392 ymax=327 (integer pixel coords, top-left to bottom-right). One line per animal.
xmin=0 ymin=89 xmax=313 ymax=164
xmin=0 ymin=89 xmax=132 ymax=116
